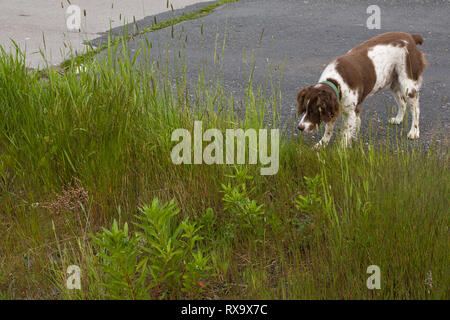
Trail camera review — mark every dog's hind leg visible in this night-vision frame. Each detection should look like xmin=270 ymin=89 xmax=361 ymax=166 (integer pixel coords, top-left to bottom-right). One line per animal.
xmin=389 ymin=86 xmax=408 ymax=125
xmin=406 ymin=91 xmax=420 ymax=139
xmin=353 ymin=107 xmax=361 ymax=141
xmin=398 ymin=78 xmax=422 ymax=140
xmin=395 ymin=58 xmax=424 ymax=139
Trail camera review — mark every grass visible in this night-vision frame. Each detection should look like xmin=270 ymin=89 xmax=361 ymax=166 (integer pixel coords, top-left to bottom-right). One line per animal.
xmin=0 ymin=24 xmax=448 ymax=299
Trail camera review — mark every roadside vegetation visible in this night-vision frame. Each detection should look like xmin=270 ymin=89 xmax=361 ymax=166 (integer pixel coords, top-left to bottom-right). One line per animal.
xmin=0 ymin=27 xmax=448 ymax=299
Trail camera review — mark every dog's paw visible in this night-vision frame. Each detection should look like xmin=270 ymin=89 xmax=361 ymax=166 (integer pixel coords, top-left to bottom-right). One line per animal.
xmin=389 ymin=117 xmax=402 ymax=125
xmin=313 ymin=142 xmax=323 ymax=150
xmin=340 ymin=134 xmax=353 ymax=148
xmin=407 ymin=130 xmax=420 ymax=140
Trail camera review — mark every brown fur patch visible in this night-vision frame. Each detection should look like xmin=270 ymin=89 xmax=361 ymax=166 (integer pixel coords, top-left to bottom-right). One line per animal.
xmin=335 ymin=51 xmax=376 ymax=104
xmin=405 ymin=43 xmax=427 ymax=81
xmin=408 ymin=89 xmax=418 ymax=98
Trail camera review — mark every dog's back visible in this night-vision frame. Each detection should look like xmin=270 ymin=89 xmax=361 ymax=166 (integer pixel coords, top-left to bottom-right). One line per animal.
xmin=350 ymin=32 xmax=426 ymax=82
xmin=326 ymin=32 xmax=427 ymax=105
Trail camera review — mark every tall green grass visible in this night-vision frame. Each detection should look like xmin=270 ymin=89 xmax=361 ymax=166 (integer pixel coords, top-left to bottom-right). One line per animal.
xmin=0 ymin=32 xmax=448 ymax=299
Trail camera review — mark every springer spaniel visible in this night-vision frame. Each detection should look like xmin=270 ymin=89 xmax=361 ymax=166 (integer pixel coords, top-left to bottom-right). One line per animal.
xmin=296 ymin=32 xmax=427 ymax=147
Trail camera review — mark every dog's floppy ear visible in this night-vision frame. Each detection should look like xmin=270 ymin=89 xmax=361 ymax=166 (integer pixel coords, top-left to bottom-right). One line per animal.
xmin=296 ymin=87 xmax=308 ymax=115
xmin=319 ymin=90 xmax=339 ymax=123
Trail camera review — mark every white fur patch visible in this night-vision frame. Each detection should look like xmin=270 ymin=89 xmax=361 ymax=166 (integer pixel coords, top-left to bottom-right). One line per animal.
xmin=367 ymin=45 xmax=405 ymax=96
xmin=298 ymin=113 xmax=313 ymax=133
xmin=318 ymin=61 xmax=359 ymax=109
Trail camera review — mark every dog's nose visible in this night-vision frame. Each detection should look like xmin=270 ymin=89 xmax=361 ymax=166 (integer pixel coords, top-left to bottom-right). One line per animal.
xmin=298 ymin=124 xmax=305 ymax=131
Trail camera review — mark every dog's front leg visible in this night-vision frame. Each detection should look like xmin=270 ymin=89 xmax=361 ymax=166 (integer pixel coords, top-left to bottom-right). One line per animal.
xmin=315 ymin=120 xmax=336 ymax=149
xmin=341 ymin=107 xmax=357 ymax=147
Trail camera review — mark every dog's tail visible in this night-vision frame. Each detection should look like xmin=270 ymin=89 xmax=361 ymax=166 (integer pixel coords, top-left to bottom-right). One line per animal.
xmin=411 ymin=33 xmax=424 ymax=45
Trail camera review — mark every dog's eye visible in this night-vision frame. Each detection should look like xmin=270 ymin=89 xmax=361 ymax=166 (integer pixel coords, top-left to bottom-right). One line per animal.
xmin=298 ymin=105 xmax=306 ymax=114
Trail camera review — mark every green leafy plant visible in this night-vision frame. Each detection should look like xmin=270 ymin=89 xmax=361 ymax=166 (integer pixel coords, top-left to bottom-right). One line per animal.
xmin=92 ymin=220 xmax=147 ymax=299
xmin=294 ymin=175 xmax=322 ymax=214
xmin=91 ymin=199 xmax=212 ymax=299
xmin=220 ymin=168 xmax=266 ymax=241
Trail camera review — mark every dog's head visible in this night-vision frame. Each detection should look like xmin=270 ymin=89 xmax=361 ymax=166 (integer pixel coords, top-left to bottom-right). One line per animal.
xmin=296 ymin=84 xmax=339 ymax=133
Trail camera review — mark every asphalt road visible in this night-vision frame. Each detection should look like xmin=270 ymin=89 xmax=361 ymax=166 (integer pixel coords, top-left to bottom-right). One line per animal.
xmin=96 ymin=0 xmax=450 ymax=146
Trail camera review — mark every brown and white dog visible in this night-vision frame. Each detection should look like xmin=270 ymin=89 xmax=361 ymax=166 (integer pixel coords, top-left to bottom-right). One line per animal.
xmin=296 ymin=32 xmax=427 ymax=147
